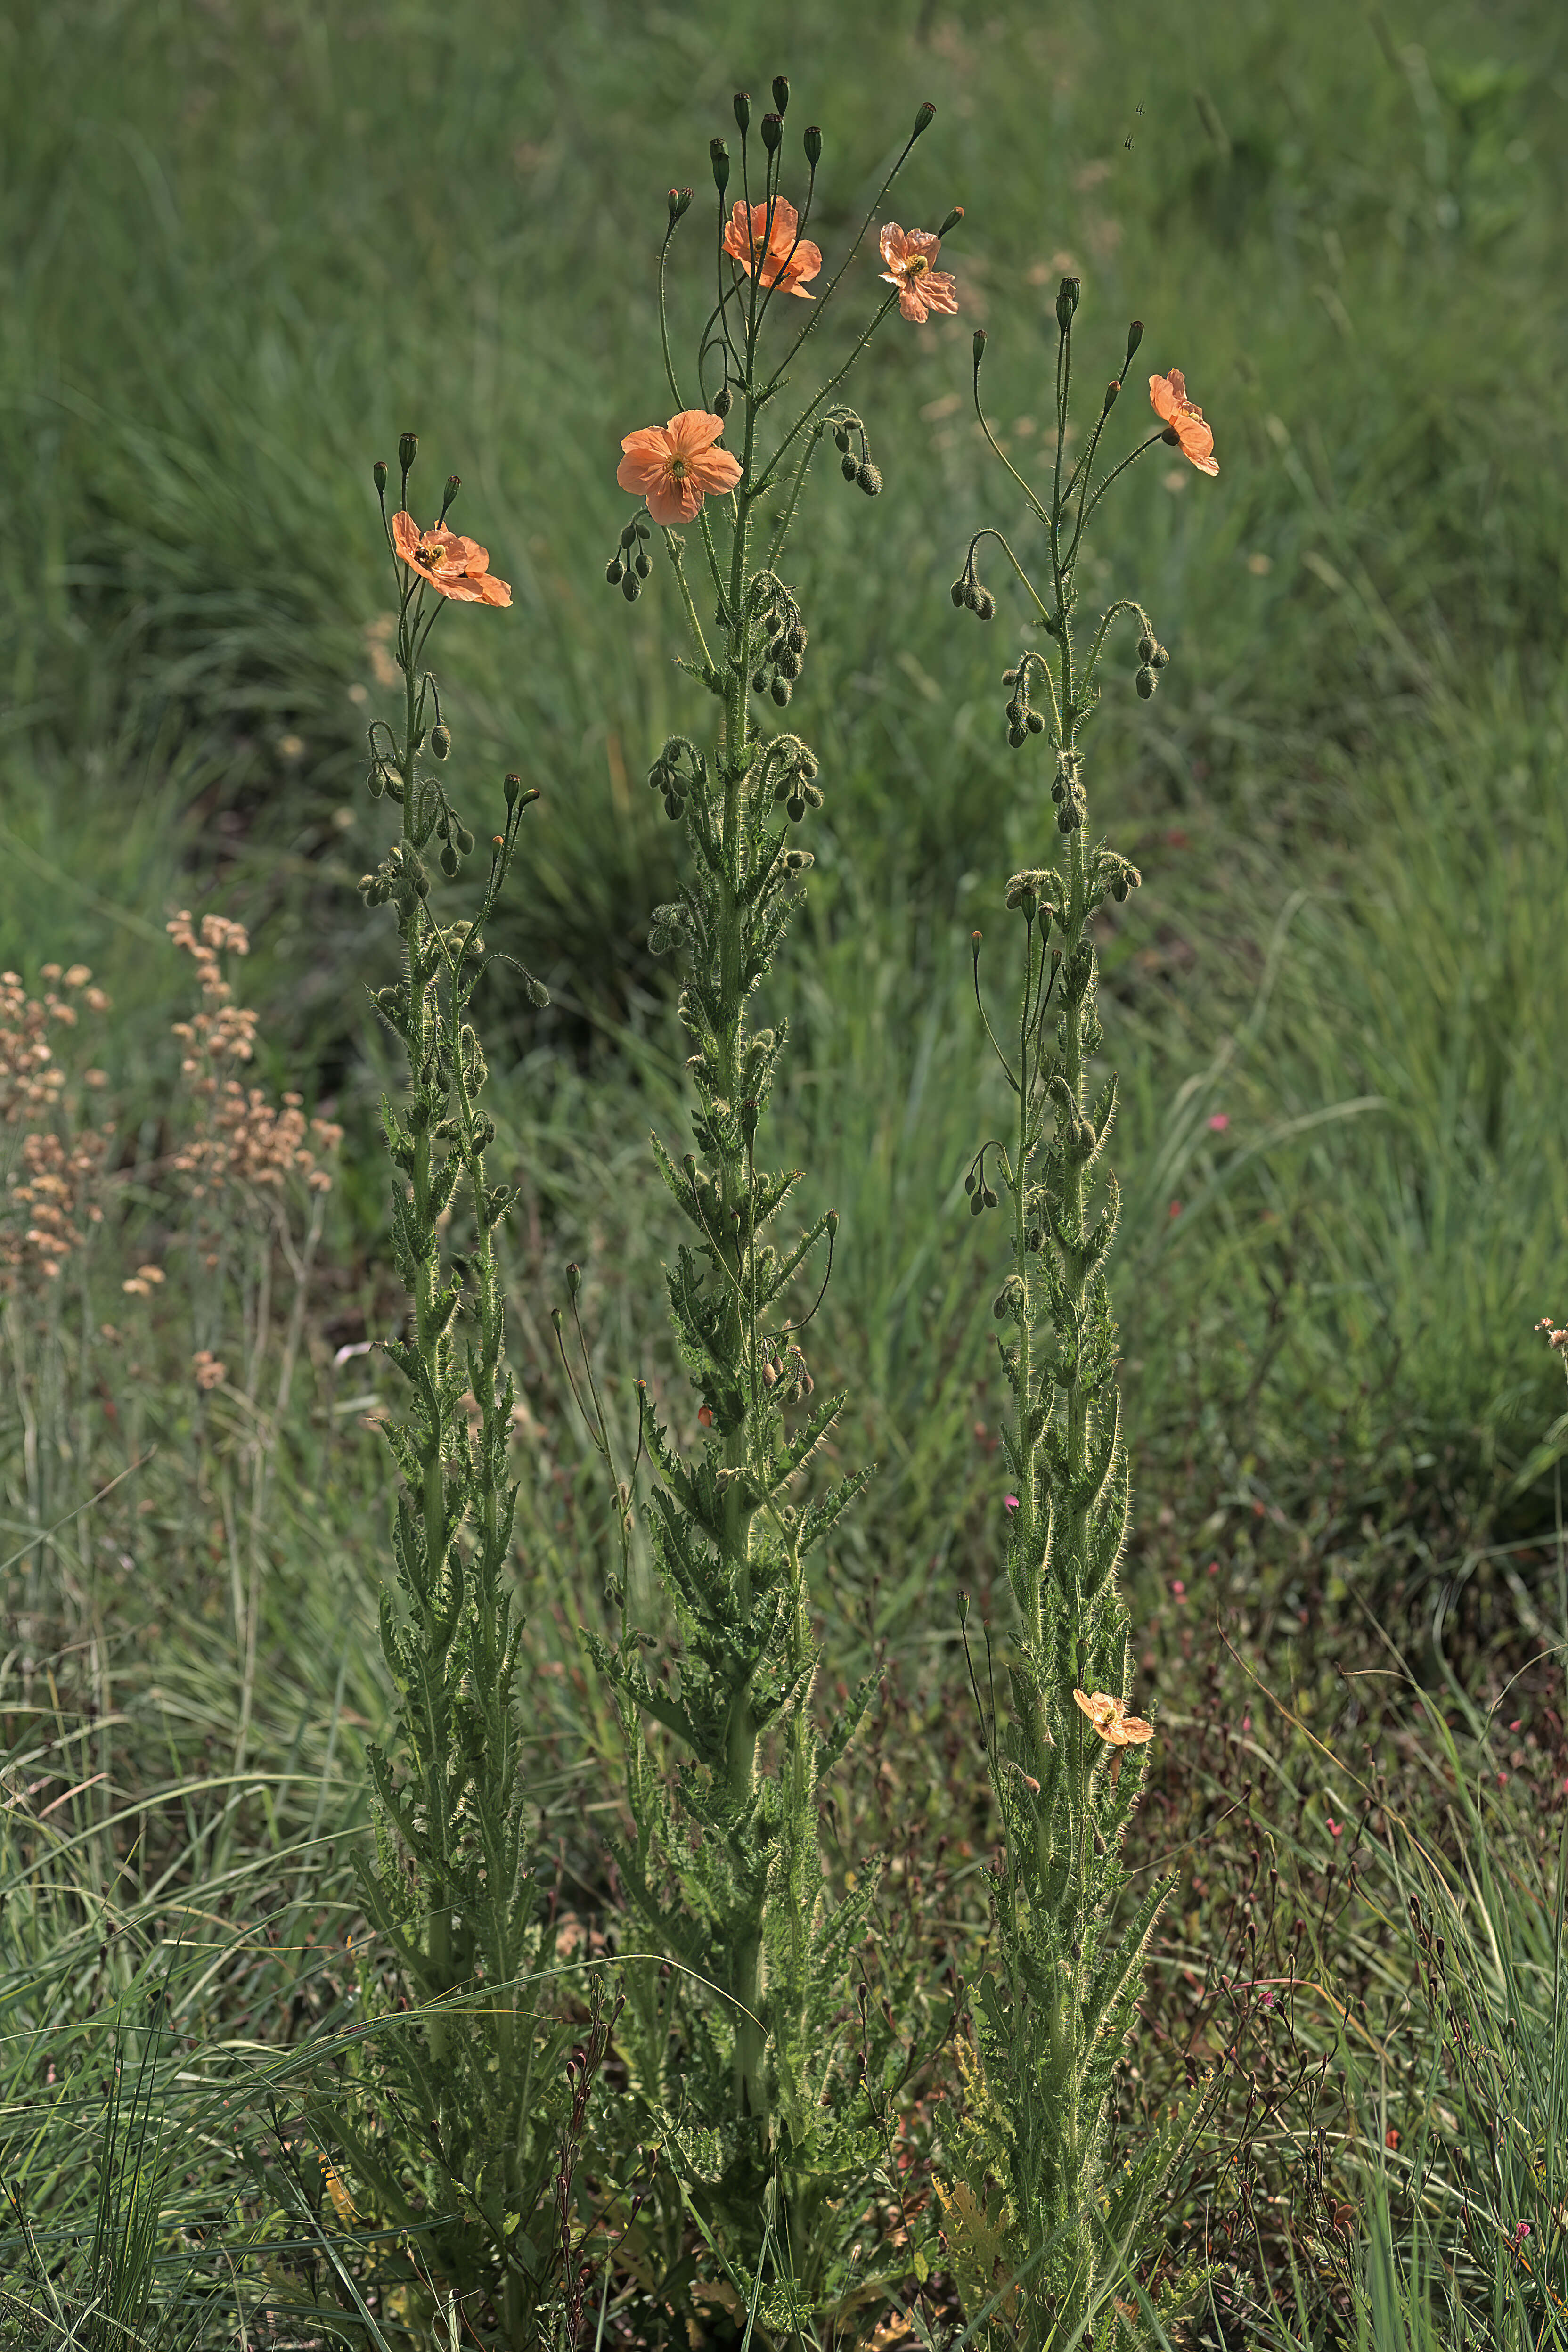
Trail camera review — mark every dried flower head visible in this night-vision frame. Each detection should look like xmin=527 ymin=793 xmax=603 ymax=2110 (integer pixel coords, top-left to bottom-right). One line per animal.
xmin=391 ymin=512 xmax=512 ymax=605
xmin=1072 ymin=1687 xmax=1154 ymax=1747
xmin=878 ymin=223 xmax=959 ymax=323
xmin=722 ymin=197 xmax=822 ymax=298
xmin=1148 ymin=370 xmax=1218 ymax=476
xmin=617 ymin=412 xmax=743 ymax=527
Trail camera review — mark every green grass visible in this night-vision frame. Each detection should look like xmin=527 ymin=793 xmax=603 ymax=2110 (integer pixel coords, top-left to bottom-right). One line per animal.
xmin=2 ymin=0 xmax=1568 ymax=2342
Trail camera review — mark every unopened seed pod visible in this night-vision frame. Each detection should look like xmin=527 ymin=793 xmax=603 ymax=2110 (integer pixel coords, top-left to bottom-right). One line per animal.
xmin=605 ymin=557 xmax=624 ymax=584
xmin=713 ymin=384 xmax=732 ymax=417
xmin=430 ymin=724 xmax=451 ymax=760
xmin=803 ymin=123 xmax=822 ymax=167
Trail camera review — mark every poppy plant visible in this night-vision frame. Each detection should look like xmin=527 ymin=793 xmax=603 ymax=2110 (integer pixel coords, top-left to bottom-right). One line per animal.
xmin=1148 ymin=369 xmax=1218 ymax=476
xmin=391 ymin=512 xmax=512 ymax=605
xmin=1072 ymin=1687 xmax=1155 ymax=1747
xmin=878 ymin=222 xmax=959 ymax=323
xmin=616 ymin=411 xmax=743 ymax=527
xmin=722 ymin=197 xmax=822 ymax=298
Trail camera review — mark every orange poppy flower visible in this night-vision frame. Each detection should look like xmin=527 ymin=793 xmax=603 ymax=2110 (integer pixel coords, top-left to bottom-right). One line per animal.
xmin=392 ymin=512 xmax=512 ymax=605
xmin=722 ymin=197 xmax=822 ymax=298
xmin=616 ymin=411 xmax=743 ymax=528
xmin=1148 ymin=371 xmax=1218 ymax=476
xmin=1073 ymin=1688 xmax=1155 ymax=1747
xmin=878 ymin=224 xmax=959 ymax=324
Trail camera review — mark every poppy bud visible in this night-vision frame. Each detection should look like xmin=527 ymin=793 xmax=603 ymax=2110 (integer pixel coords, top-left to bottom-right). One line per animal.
xmin=841 ymin=454 xmax=858 ymax=482
xmin=440 ymin=474 xmax=460 ymax=521
xmin=668 ymin=186 xmax=694 ymax=221
xmin=1151 ymin=643 xmax=1170 ymax=669
xmin=912 ymin=101 xmax=936 ymax=139
xmin=751 ymin=669 xmax=768 ymax=693
xmin=1102 ymin=378 xmax=1120 ymax=416
xmin=969 ymin=1186 xmax=984 ymax=1218
xmin=1055 ymin=276 xmax=1081 ymax=333
xmin=504 ymin=774 xmax=523 ymax=805
xmin=939 ymin=204 xmax=964 ymax=236
xmin=804 ymin=123 xmax=822 ymax=167
xmin=1008 ymin=725 xmax=1027 ymax=748
xmin=455 ymin=824 xmax=474 ymax=854
xmin=950 ymin=579 xmax=966 ymax=608
xmin=785 ymin=623 xmax=807 ymax=653
xmin=372 ymin=459 xmax=388 ymax=495
xmin=772 ymin=75 xmax=790 ymax=114
xmin=606 ymin=558 xmax=624 ymax=585
xmin=771 ymin=678 xmax=792 ymax=705
xmin=1027 ymin=710 xmax=1044 ymax=734
xmin=1125 ymin=319 xmax=1144 ymax=368
xmin=713 ymin=384 xmax=733 ymax=417
xmin=621 ymin=572 xmax=639 ymax=602
xmin=710 ymin=137 xmax=730 ymax=196
xmin=440 ymin=843 xmax=459 ymax=877
xmin=398 ymin=432 xmax=418 ymax=476
xmin=973 ymin=326 xmax=987 ymax=372
xmin=634 ymin=550 xmax=651 ymax=578
xmin=1137 ymin=635 xmax=1156 ymax=662
xmin=974 ymin=589 xmax=996 ymax=621
xmin=733 ymin=91 xmax=751 ymax=134
xmin=982 ymin=1184 xmax=998 ymax=1209
xmin=856 ymin=461 xmax=882 ymax=495
xmin=777 ymin=648 xmax=801 ymax=680
xmin=761 ymin=112 xmax=782 ymax=153
xmin=430 ymin=724 xmax=451 ymax=760
xmin=1135 ymin=665 xmax=1157 ymax=699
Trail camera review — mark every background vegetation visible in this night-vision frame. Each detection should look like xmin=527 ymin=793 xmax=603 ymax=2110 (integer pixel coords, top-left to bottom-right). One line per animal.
xmin=2 ymin=0 xmax=1566 ymax=2343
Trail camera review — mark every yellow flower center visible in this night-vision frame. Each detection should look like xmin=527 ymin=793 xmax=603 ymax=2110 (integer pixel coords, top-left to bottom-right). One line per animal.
xmin=416 ymin=536 xmax=445 ymax=568
xmin=905 ymin=253 xmax=928 ymax=279
xmin=668 ymin=455 xmax=688 ymax=480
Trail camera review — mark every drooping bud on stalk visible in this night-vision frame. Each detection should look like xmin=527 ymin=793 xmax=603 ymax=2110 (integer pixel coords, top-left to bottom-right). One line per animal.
xmin=912 ymin=100 xmax=937 ymax=139
xmin=430 ymin=724 xmax=451 ymax=760
xmin=1101 ymin=379 xmax=1120 ymax=416
xmin=803 ymin=123 xmax=822 ymax=167
xmin=710 ymin=137 xmax=730 ymax=197
xmin=398 ymin=431 xmax=418 ymax=479
xmin=713 ymin=384 xmax=733 ymax=417
xmin=772 ymin=75 xmax=790 ymax=114
xmin=939 ymin=204 xmax=964 ymax=236
xmin=1125 ymin=318 xmax=1145 ymax=369
xmin=372 ymin=459 xmax=388 ymax=496
xmin=1055 ymin=275 xmax=1081 ymax=333
xmin=761 ymin=111 xmax=782 ymax=153
xmin=733 ymin=90 xmax=751 ymax=135
xmin=440 ymin=474 xmax=460 ymax=521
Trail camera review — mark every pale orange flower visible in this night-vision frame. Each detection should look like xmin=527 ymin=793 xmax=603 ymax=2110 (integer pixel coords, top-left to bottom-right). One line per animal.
xmin=392 ymin=512 xmax=512 ymax=604
xmin=1073 ymin=1688 xmax=1155 ymax=1747
xmin=616 ymin=411 xmax=743 ymax=527
xmin=722 ymin=197 xmax=822 ymax=299
xmin=878 ymin=223 xmax=959 ymax=324
xmin=1148 ymin=371 xmax=1218 ymax=476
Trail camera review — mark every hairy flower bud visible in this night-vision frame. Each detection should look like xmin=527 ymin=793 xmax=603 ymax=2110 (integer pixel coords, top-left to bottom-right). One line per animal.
xmin=1102 ymin=378 xmax=1120 ymax=416
xmin=803 ymin=123 xmax=822 ymax=167
xmin=606 ymin=557 xmax=624 ymax=584
xmin=430 ymin=723 xmax=451 ymax=760
xmin=1055 ymin=275 xmax=1081 ymax=333
xmin=733 ymin=90 xmax=751 ymax=134
xmin=1137 ymin=634 xmax=1156 ymax=662
xmin=634 ymin=550 xmax=651 ymax=578
xmin=771 ymin=678 xmax=792 ymax=705
xmin=841 ymin=454 xmax=859 ymax=482
xmin=710 ymin=137 xmax=730 ymax=196
xmin=761 ymin=111 xmax=783 ymax=153
xmin=950 ymin=578 xmax=967 ymax=609
xmin=1151 ymin=642 xmax=1170 ymax=669
xmin=1135 ymin=665 xmax=1157 ymax=699
xmin=713 ymin=384 xmax=733 ymax=417
xmin=974 ymin=589 xmax=996 ymax=621
xmin=856 ymin=461 xmax=882 ymax=496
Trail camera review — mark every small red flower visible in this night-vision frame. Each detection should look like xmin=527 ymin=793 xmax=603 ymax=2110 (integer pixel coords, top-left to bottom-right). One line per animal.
xmin=392 ymin=513 xmax=512 ymax=605
xmin=1148 ymin=370 xmax=1219 ymax=476
xmin=617 ymin=411 xmax=743 ymax=527
xmin=878 ymin=223 xmax=959 ymax=323
xmin=723 ymin=197 xmax=822 ymax=299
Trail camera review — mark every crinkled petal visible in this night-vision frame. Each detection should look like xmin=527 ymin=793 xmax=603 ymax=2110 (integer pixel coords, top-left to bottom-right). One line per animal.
xmin=664 ymin=410 xmax=730 ymax=457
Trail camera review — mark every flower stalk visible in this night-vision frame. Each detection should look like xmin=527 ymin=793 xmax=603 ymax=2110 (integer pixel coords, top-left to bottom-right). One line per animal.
xmin=592 ymin=88 xmax=961 ymax=2332
xmin=939 ymin=289 xmax=1220 ymax=2349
